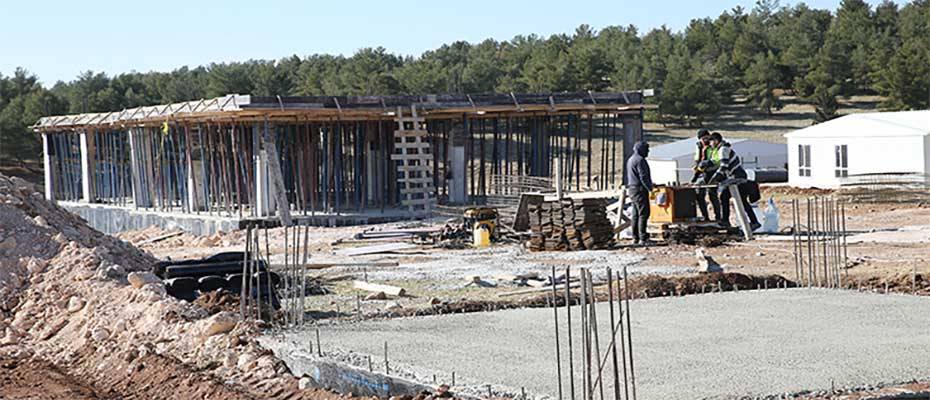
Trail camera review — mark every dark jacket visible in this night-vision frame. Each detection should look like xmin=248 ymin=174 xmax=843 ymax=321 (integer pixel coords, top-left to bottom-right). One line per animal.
xmin=626 ymin=141 xmax=653 ymax=193
xmin=709 ymin=143 xmax=747 ymax=183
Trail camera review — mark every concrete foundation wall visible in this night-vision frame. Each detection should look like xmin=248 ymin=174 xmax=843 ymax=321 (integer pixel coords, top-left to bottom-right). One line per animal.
xmin=61 ymin=202 xmax=239 ymax=235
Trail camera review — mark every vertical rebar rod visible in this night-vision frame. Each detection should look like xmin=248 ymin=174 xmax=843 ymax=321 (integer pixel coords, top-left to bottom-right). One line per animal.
xmin=240 ymin=226 xmax=251 ymax=319
xmin=565 ymin=267 xmax=576 ymax=400
xmin=552 ymin=266 xmax=564 ymax=400
xmin=580 ymin=269 xmax=590 ymax=400
xmin=264 ymin=227 xmax=273 ymax=323
xmin=821 ymin=197 xmax=828 ymax=288
xmin=607 ymin=268 xmax=622 ymax=400
xmin=617 ymin=271 xmax=629 ymax=400
xmin=840 ymin=203 xmax=849 ymax=279
xmin=623 ymin=266 xmax=636 ymax=400
xmin=791 ymin=199 xmax=800 ymax=284
xmin=806 ymin=198 xmax=814 ymax=288
xmin=588 ymin=270 xmax=604 ymax=400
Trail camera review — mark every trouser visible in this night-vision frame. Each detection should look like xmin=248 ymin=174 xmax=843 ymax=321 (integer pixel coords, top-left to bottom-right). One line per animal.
xmin=695 ymin=187 xmax=720 ymax=221
xmin=629 ymin=189 xmax=650 ymax=242
xmin=718 ymin=181 xmax=760 ymax=227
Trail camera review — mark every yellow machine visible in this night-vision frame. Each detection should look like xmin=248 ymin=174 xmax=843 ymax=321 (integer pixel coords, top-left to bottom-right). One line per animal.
xmin=649 ymin=185 xmax=699 ymax=224
xmin=463 ymin=207 xmax=498 ymax=247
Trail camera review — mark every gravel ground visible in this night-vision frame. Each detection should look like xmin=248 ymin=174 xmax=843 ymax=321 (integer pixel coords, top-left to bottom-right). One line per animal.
xmin=311 ymin=247 xmax=691 ymax=287
xmin=269 ymin=289 xmax=930 ymax=399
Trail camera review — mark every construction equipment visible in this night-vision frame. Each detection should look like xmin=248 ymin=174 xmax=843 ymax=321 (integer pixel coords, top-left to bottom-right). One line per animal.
xmin=464 ymin=207 xmax=499 ymax=244
xmin=649 ymin=185 xmax=699 ymax=224
xmin=647 ymin=184 xmax=742 ymax=243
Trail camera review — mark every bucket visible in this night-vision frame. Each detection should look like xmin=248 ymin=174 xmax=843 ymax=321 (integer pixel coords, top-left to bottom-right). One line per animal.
xmin=473 ymin=226 xmax=491 ymax=248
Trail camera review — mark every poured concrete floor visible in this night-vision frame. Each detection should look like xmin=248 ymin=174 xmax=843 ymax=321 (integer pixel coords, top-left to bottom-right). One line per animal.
xmin=287 ymin=289 xmax=930 ymax=399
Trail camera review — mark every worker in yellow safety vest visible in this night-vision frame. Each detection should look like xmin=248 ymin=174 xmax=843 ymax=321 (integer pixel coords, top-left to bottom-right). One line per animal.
xmin=691 ymin=129 xmax=720 ymax=222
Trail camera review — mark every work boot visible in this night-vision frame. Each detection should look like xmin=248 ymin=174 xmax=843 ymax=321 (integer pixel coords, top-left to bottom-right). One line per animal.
xmin=639 ymin=238 xmax=655 ymax=247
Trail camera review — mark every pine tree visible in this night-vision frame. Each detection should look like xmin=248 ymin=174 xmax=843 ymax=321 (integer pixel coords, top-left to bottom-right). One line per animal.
xmin=745 ymin=51 xmax=782 ymax=114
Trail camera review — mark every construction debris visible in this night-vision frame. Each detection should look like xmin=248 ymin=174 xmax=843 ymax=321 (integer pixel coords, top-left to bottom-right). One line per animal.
xmin=335 ymin=242 xmax=418 ymax=256
xmin=529 ymin=198 xmax=616 ymax=251
xmin=353 ymin=281 xmax=406 ymax=297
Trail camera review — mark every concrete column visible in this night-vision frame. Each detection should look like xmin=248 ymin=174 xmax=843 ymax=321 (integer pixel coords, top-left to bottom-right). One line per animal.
xmin=621 ymin=112 xmax=644 ymax=185
xmin=79 ymin=130 xmax=96 ymax=203
xmin=448 ymin=119 xmax=467 ymax=204
xmin=42 ymin=133 xmax=53 ymax=201
xmin=253 ymin=123 xmax=275 ymax=217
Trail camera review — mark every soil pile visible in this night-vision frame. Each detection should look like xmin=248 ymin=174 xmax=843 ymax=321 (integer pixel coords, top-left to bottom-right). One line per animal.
xmin=0 ymin=174 xmax=339 ymax=399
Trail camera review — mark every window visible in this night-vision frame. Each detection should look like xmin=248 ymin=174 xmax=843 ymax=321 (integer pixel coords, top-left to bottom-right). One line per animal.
xmin=798 ymin=145 xmax=811 ymax=177
xmin=835 ymin=145 xmax=848 ymax=178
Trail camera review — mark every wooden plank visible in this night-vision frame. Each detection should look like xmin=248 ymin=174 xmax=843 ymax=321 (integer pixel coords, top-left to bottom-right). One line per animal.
xmin=334 ymin=242 xmax=418 ymax=256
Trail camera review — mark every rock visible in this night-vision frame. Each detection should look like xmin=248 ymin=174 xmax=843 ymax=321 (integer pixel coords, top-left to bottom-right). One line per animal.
xmin=696 ymin=248 xmax=723 ymax=273
xmin=33 ymin=215 xmax=49 ymax=228
xmin=26 ymin=259 xmax=47 ymax=274
xmin=67 ymin=297 xmax=85 ymax=313
xmin=237 ymin=353 xmax=257 ymax=371
xmin=0 ymin=236 xmax=16 ymax=251
xmin=364 ymin=291 xmax=387 ymax=301
xmin=105 ymin=264 xmax=126 ymax=279
xmin=429 ymin=297 xmax=442 ymax=306
xmin=128 ymin=272 xmax=160 ymax=289
xmin=141 ymin=283 xmax=167 ymax=296
xmin=91 ymin=327 xmax=110 ymax=342
xmin=201 ymin=312 xmax=238 ymax=337
xmin=298 ymin=377 xmax=313 ymax=390
xmin=386 ymin=302 xmax=403 ymax=311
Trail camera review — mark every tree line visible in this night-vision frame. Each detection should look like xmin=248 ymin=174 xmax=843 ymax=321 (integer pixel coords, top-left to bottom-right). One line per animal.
xmin=2 ymin=0 xmax=928 ymax=164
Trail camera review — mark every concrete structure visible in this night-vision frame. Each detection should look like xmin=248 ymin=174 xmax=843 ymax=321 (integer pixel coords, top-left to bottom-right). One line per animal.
xmin=35 ymin=93 xmax=645 ymax=233
xmin=648 ymin=137 xmax=787 ymax=185
xmin=785 ymin=110 xmax=930 ymax=188
xmin=267 ymin=289 xmax=930 ymax=399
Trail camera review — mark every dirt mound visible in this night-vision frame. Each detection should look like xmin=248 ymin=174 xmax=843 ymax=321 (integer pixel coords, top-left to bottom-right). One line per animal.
xmin=0 ymin=174 xmax=323 ymax=399
xmin=0 ymin=354 xmax=101 ymax=399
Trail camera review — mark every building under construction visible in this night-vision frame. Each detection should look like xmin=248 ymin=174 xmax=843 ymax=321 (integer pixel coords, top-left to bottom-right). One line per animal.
xmin=34 ymin=92 xmax=645 ymax=233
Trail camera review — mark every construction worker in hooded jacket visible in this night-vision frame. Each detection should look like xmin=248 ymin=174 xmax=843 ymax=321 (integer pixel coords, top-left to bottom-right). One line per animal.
xmin=706 ymin=132 xmax=761 ymax=232
xmin=626 ymin=141 xmax=653 ymax=245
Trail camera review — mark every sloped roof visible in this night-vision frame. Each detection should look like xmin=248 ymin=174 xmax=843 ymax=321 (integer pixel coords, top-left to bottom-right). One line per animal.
xmin=784 ymin=110 xmax=930 ymax=139
xmin=646 ymin=137 xmax=791 ymax=160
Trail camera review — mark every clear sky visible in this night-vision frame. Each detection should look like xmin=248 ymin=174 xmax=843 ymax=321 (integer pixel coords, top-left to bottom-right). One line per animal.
xmin=2 ymin=0 xmax=901 ymax=85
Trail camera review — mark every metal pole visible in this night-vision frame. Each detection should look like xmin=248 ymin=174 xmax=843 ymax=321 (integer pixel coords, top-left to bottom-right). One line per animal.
xmin=552 ymin=266 xmax=564 ymax=400
xmin=840 ymin=203 xmax=849 ymax=279
xmin=618 ymin=270 xmax=629 ymax=400
xmin=580 ymin=269 xmax=590 ymax=400
xmin=587 ymin=270 xmax=604 ymax=400
xmin=806 ymin=198 xmax=814 ymax=288
xmin=623 ymin=266 xmax=636 ymax=400
xmin=791 ymin=199 xmax=800 ymax=284
xmin=565 ymin=267 xmax=576 ymax=400
xmin=607 ymin=268 xmax=621 ymax=400
xmin=240 ymin=226 xmax=251 ymax=319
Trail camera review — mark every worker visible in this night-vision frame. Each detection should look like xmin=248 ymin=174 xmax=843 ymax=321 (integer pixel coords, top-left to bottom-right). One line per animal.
xmin=706 ymin=132 xmax=761 ymax=232
xmin=626 ymin=141 xmax=653 ymax=246
xmin=691 ymin=129 xmax=719 ymax=221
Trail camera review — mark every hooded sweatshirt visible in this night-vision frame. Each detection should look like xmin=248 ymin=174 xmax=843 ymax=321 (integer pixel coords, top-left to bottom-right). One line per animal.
xmin=626 ymin=141 xmax=653 ymax=192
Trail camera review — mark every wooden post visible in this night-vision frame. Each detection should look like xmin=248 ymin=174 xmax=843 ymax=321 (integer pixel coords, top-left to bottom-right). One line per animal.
xmin=79 ymin=129 xmax=96 ymax=203
xmin=261 ymin=118 xmax=292 ymax=226
xmin=42 ymin=133 xmax=53 ymax=201
xmin=728 ymin=184 xmax=754 ymax=240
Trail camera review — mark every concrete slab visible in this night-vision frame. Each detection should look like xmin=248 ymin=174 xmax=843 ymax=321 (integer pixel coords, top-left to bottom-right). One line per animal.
xmin=269 ymin=289 xmax=930 ymax=399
